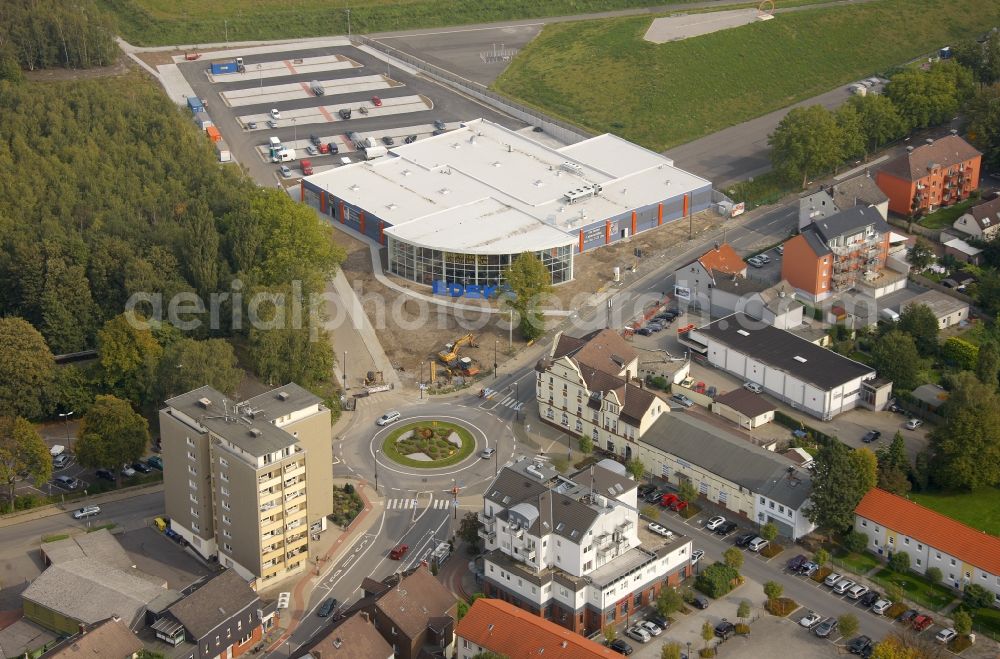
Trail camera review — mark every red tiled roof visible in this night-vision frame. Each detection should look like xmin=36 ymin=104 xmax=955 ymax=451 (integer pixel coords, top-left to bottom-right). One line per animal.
xmin=698 ymin=243 xmax=747 ymax=276
xmin=456 ymin=598 xmax=617 ymax=659
xmin=854 ymin=489 xmax=1000 ymax=576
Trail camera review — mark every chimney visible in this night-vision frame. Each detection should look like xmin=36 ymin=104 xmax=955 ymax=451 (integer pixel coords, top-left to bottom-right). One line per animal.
xmin=950 ymin=128 xmax=958 ymax=136
xmin=906 ymin=146 xmax=914 ymax=152
xmin=714 ymin=242 xmax=720 ymax=251
xmin=361 ymin=611 xmax=371 ymax=623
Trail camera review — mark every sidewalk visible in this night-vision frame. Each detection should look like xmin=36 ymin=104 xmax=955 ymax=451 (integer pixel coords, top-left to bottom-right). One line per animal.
xmin=0 ymin=482 xmax=164 ymax=529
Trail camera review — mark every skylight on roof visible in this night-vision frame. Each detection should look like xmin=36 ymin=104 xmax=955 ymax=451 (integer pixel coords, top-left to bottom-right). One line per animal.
xmin=614 ymin=483 xmax=624 ymax=493
xmin=737 ymin=329 xmax=750 ymax=336
xmin=794 ymin=356 xmax=807 ymax=363
xmin=502 ymin=496 xmax=511 ymax=504
xmin=556 ymin=522 xmax=565 ymax=532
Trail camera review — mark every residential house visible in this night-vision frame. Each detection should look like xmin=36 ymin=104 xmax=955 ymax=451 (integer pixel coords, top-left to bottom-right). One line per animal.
xmin=875 ymin=135 xmax=981 ymax=217
xmin=634 ymin=413 xmax=815 ymax=539
xmin=901 ymin=290 xmax=969 ymax=329
xmin=798 ymin=174 xmax=890 ymax=229
xmin=673 ymin=243 xmax=748 ymax=311
xmin=366 ymin=566 xmax=456 ymax=659
xmin=479 ymin=458 xmax=692 ymax=636
xmin=711 ymin=388 xmax=776 ymax=430
xmin=298 ymin=611 xmax=394 ymax=659
xmin=953 ymin=195 xmax=1000 ymax=241
xmin=709 ymin=277 xmax=804 ymax=329
xmin=147 ymin=569 xmax=262 ymax=659
xmin=854 ymin=489 xmax=1000 ymax=602
xmin=943 ymin=237 xmax=983 ymax=265
xmin=455 ymin=598 xmax=617 ymax=659
xmin=781 ymin=206 xmax=896 ymax=303
xmin=536 ymin=329 xmax=667 ymax=462
xmin=39 ymin=618 xmax=143 ymax=659
xmin=160 ymin=383 xmax=333 ymax=583
xmin=685 ymin=314 xmax=888 ymax=420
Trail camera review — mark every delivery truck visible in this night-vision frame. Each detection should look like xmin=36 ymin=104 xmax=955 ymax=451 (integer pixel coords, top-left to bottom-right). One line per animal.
xmin=363 ymin=145 xmax=387 ymax=160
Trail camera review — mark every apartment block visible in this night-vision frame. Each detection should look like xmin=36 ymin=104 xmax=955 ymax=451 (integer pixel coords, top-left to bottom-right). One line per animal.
xmin=479 ymin=457 xmax=692 ymax=636
xmin=160 ymin=383 xmax=332 ymax=584
xmin=875 ymin=134 xmax=981 ymax=217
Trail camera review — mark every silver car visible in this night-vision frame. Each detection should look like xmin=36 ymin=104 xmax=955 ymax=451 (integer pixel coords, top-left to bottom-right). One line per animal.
xmin=376 ymin=411 xmax=401 ymax=426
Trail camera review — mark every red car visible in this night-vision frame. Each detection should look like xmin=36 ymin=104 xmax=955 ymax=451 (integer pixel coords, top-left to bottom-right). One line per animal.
xmin=318 ymin=142 xmax=330 ymax=154
xmin=669 ymin=499 xmax=688 ymax=512
xmin=912 ymin=615 xmax=934 ymax=632
xmin=389 ymin=544 xmax=408 ymax=560
xmin=371 ymin=96 xmax=383 ymax=107
xmin=660 ymin=493 xmax=679 ymax=508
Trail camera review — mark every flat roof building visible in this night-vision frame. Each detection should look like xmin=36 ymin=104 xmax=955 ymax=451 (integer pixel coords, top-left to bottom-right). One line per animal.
xmin=301 ymin=119 xmax=712 ymax=287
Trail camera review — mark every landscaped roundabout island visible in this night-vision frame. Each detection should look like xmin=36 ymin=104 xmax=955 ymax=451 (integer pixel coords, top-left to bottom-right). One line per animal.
xmin=380 ymin=420 xmax=476 ymax=468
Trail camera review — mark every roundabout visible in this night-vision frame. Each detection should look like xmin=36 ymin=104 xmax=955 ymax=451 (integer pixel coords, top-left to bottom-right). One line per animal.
xmin=380 ymin=420 xmax=476 ymax=468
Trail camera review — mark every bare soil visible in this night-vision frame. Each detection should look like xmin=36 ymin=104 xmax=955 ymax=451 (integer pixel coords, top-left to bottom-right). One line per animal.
xmin=23 ymin=57 xmax=131 ymax=82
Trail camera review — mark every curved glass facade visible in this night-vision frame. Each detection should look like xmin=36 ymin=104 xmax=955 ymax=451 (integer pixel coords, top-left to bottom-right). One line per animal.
xmin=388 ymin=238 xmax=573 ymax=287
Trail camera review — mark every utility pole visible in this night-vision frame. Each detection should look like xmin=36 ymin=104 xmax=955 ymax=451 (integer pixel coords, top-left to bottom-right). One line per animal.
xmin=493 ymin=340 xmax=498 ymax=380
xmin=419 ymin=361 xmax=424 ymax=399
xmin=374 ymin=449 xmax=380 ymax=493
xmin=343 ymin=350 xmax=348 ymax=390
xmin=346 ymin=8 xmax=351 ymax=39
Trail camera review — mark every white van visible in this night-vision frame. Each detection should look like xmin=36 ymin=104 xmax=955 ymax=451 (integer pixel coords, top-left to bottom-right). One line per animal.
xmin=879 ymin=308 xmax=900 ymax=323
xmin=268 ymin=136 xmax=282 ymax=150
xmin=271 ymin=148 xmax=296 ymax=163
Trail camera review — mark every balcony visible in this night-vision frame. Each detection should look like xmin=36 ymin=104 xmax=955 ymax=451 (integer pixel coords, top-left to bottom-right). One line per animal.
xmin=525 ymin=549 xmax=536 ymax=562
xmin=477 ymin=512 xmax=495 ymax=529
xmin=478 ymin=528 xmax=496 ymax=543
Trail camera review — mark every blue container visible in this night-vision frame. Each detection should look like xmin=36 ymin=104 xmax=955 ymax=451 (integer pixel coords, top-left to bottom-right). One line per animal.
xmin=187 ymin=97 xmax=204 ymax=113
xmin=210 ymin=62 xmax=239 ymax=75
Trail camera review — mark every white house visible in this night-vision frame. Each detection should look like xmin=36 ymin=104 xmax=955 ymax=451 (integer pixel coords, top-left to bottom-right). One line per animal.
xmin=901 ymin=290 xmax=969 ymax=329
xmin=672 ymin=243 xmax=747 ymax=312
xmin=798 ymin=174 xmax=889 ymax=229
xmin=953 ymin=195 xmax=1000 ymax=241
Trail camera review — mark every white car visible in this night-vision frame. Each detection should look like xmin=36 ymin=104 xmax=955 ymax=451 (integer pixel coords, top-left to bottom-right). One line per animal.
xmin=639 ymin=621 xmax=662 ymax=637
xmin=748 ymin=537 xmax=769 ymax=552
xmin=624 ymin=626 xmax=651 ymax=643
xmin=705 ymin=516 xmax=726 ymax=531
xmin=833 ymin=579 xmax=856 ymax=594
xmin=936 ymin=628 xmax=957 ymax=643
xmin=121 ymin=465 xmax=136 ymax=478
xmin=871 ymin=599 xmax=892 ymax=615
xmin=279 ymin=165 xmax=292 ymax=178
xmin=847 ymin=584 xmax=869 ymax=599
xmin=376 ymin=410 xmax=401 ymax=426
xmin=479 ymin=447 xmax=496 ymax=460
xmin=73 ymin=505 xmax=101 ymax=519
xmin=823 ymin=572 xmax=843 ymax=587
xmin=799 ymin=610 xmax=822 ymax=628
xmin=743 ymin=381 xmax=762 ymax=394
xmin=647 ymin=523 xmax=673 ymax=538
xmin=691 ymin=549 xmax=705 ymax=564
xmin=270 ymin=108 xmax=281 ymax=119
xmin=905 ymin=418 xmax=923 ymax=430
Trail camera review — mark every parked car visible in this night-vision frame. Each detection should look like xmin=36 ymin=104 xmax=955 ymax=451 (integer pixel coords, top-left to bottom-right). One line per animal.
xmin=747 ymin=256 xmax=765 ymax=268
xmin=635 ymin=327 xmax=653 ymax=336
xmin=935 ymin=628 xmax=957 ymax=643
xmin=896 ymin=609 xmax=918 ymax=623
xmin=73 ymin=505 xmax=101 ymax=519
xmin=824 ymin=572 xmax=844 ymax=587
xmin=646 ymin=614 xmax=669 ymax=630
xmin=247 ymin=121 xmax=257 ymax=129
xmin=848 ymin=635 xmax=873 ymax=654
xmin=608 ymin=639 xmax=633 ymax=655
xmin=53 ymin=453 xmax=70 ymax=469
xmin=691 ymin=549 xmax=705 ymax=564
xmin=757 ymin=253 xmax=771 ymax=264
xmin=644 ymin=488 xmax=667 ymax=503
xmin=748 ymin=537 xmax=769 ymax=552
xmin=692 ymin=596 xmax=710 ymax=610
xmin=648 ymin=523 xmax=673 ymax=538
xmin=743 ymin=381 xmax=763 ymax=393
xmin=668 ymin=499 xmax=688 ymax=512
xmin=96 ymin=469 xmax=115 ymax=482
xmin=121 ymin=465 xmax=136 ymax=478
xmin=371 ymin=96 xmax=383 ymax=107
xmin=327 ymin=142 xmax=339 ymax=154
xmin=389 ymin=544 xmax=408 ymax=560
xmin=799 ymin=561 xmax=820 ymax=576
xmin=382 ymin=136 xmax=395 ymax=146
xmin=54 ymin=475 xmax=80 ymax=490
xmin=799 ymin=611 xmax=822 ymax=628
xmin=434 ymin=119 xmax=447 ymax=130
xmin=871 ymin=599 xmax=892 ymax=615
xmin=318 ymin=597 xmax=338 ymax=617
xmin=814 ymin=618 xmax=839 ymax=638
xmin=714 ymin=619 xmax=735 ymax=640
xmin=671 ymin=393 xmax=695 ymax=408
xmin=132 ymin=461 xmax=152 ymax=474
xmin=267 ymin=119 xmax=278 ymax=129
xmin=715 ymin=521 xmax=737 ymax=535
xmin=847 ymin=584 xmax=870 ymax=599
xmin=305 ymin=145 xmax=319 ymax=156
xmin=912 ymin=615 xmax=934 ymax=632
xmin=833 ymin=579 xmax=856 ymax=594
xmin=377 ymin=410 xmax=401 ymax=426
xmin=639 ymin=621 xmax=662 ymax=637
xmin=319 ymin=142 xmax=330 ymax=154
xmin=786 ymin=555 xmax=807 ymax=572
xmin=624 ymin=626 xmax=650 ymax=644
xmin=279 ymin=165 xmax=292 ymax=178
xmin=637 ymin=483 xmax=657 ymax=497
xmin=862 ymin=430 xmax=881 ymax=443
xmin=705 ymin=516 xmax=726 ymax=531
xmin=270 ymin=109 xmax=281 ymax=119
xmin=310 ymin=134 xmax=322 ymax=146
xmin=905 ymin=418 xmax=923 ymax=430
xmin=859 ymin=590 xmax=880 ymax=607
xmin=404 ymin=135 xmax=417 ymax=144
xmin=339 ymin=108 xmax=352 ymax=120
xmin=146 ymin=456 xmax=164 ymax=470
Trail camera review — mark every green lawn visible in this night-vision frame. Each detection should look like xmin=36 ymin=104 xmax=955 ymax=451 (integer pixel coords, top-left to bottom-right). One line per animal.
xmin=381 ymin=421 xmax=475 ymax=468
xmin=973 ymin=607 xmax=1000 ymax=641
xmin=494 ymin=0 xmax=1000 ymax=151
xmin=872 ymin=568 xmax=955 ymax=611
xmin=917 ymin=199 xmax=974 ymax=230
xmin=834 ymin=551 xmax=880 ymax=576
xmin=910 ymin=488 xmax=1000 ymax=537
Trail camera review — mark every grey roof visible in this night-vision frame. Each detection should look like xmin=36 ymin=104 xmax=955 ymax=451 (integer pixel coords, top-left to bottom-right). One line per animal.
xmin=902 ymin=290 xmax=969 ymax=320
xmin=800 ymin=228 xmax=831 ymax=257
xmin=0 ymin=619 xmax=57 ymax=659
xmin=245 ymin=383 xmax=323 ymax=420
xmin=164 ymin=385 xmax=297 ymax=457
xmin=485 ymin=462 xmax=553 ymax=507
xmin=808 ymin=206 xmax=890 ymax=243
xmin=643 ymin=413 xmax=812 ymax=509
xmin=831 ymin=175 xmax=888 ymax=210
xmin=23 ymin=559 xmax=176 ymax=627
xmin=758 ymin=281 xmax=801 ymax=314
xmin=41 ymin=529 xmax=135 ymax=570
xmin=911 ymin=383 xmax=949 ymax=409
xmin=568 ymin=461 xmax=636 ymax=499
xmin=711 ymin=275 xmax=769 ymax=296
xmin=696 ymin=314 xmax=874 ymax=390
xmin=712 ymin=388 xmax=776 ymax=417
xmin=167 ymin=569 xmax=258 ymax=640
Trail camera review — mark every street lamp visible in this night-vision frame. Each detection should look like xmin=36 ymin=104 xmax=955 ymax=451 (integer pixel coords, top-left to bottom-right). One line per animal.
xmin=420 ymin=361 xmax=424 ymax=400
xmin=374 ymin=449 xmax=380 ymax=493
xmin=58 ymin=411 xmax=74 ymax=452
xmin=494 ymin=443 xmax=499 ymax=478
xmin=292 ymin=117 xmax=298 ymax=147
xmin=493 ymin=340 xmax=498 ymax=380
xmin=343 ymin=350 xmax=348 ymax=390
xmin=687 ymin=641 xmax=691 ymax=658
xmin=452 ymin=479 xmax=458 ymax=520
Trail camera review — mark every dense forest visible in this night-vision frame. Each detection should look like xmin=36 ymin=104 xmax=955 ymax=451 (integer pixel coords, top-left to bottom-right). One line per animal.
xmin=0 ymin=0 xmax=117 ymax=70
xmin=0 ymin=72 xmax=344 ymax=420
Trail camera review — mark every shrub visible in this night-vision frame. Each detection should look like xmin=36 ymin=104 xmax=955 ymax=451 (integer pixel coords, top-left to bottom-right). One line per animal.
xmin=343 ymin=483 xmax=355 ymax=494
xmin=925 ymin=567 xmax=942 ymax=583
xmin=760 ymin=543 xmax=784 ymax=558
xmin=886 ymin=603 xmax=908 ymax=619
xmin=812 ymin=567 xmax=832 ymax=582
xmin=657 ymin=587 xmax=684 ymax=617
xmin=734 ymin=623 xmax=750 ymax=635
xmin=964 ymin=584 xmax=994 ymax=609
xmin=888 ymin=551 xmax=910 ymax=573
xmin=764 ymin=598 xmax=798 ymax=616
xmin=695 ymin=562 xmax=740 ymax=598
xmin=763 ymin=581 xmax=783 ymax=602
xmin=843 ymin=530 xmax=868 ymax=553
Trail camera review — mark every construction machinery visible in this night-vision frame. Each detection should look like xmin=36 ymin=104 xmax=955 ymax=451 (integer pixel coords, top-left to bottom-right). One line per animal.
xmin=437 ymin=333 xmax=478 ymax=364
xmin=447 ymin=357 xmax=480 ymax=377
xmin=364 ymin=371 xmax=384 ymax=387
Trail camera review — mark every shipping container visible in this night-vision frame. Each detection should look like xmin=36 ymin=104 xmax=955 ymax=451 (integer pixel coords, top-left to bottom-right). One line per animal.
xmin=210 ymin=62 xmax=239 ymax=75
xmin=193 ymin=111 xmax=213 ymax=129
xmin=206 ymin=125 xmax=222 ymax=142
xmin=216 ymin=140 xmax=231 ymax=163
xmin=187 ymin=97 xmax=204 ymax=113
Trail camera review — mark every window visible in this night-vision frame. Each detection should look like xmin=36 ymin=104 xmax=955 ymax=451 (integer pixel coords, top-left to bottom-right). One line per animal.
xmin=951 ymin=558 xmax=956 ymax=566
xmin=191 ymin=522 xmax=200 ymax=532
xmin=219 ymin=457 xmax=228 ymax=468
xmin=760 ymin=497 xmax=765 ymax=505
xmin=769 ymin=501 xmax=774 ymax=509
xmin=592 ymin=429 xmax=599 ymax=440
xmin=607 ymin=440 xmax=615 ymax=453
xmin=916 ymin=558 xmax=921 ymax=566
xmin=187 ymin=437 xmax=194 ymax=446
xmin=221 ymin=486 xmax=230 ymax=496
xmin=187 ymin=451 xmax=196 ymax=460
xmin=904 ymin=538 xmax=909 ymax=545
xmin=188 ymin=466 xmax=197 ymax=476
xmin=778 ymin=505 xmax=784 ymax=514
xmin=606 ymin=610 xmax=614 ymax=622
xmin=190 ymin=507 xmax=199 ymax=518
xmin=223 ymin=514 xmax=231 ymax=524
xmin=546 ymin=408 xmax=554 ymax=420
xmin=634 ymin=592 xmax=642 ymax=606
xmin=575 ymin=419 xmax=583 ymax=432
xmin=936 ymin=552 xmax=942 ymax=560
xmin=888 ymin=537 xmax=894 ymax=545
xmin=561 ymin=413 xmax=569 ymax=427
xmin=189 ymin=494 xmax=198 ymax=504
xmin=917 ymin=544 xmax=923 ymax=550
xmin=223 ymin=529 xmax=232 ymax=538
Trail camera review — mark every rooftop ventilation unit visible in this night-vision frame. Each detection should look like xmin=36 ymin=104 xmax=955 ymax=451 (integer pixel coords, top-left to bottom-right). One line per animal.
xmin=563 ymin=184 xmax=602 ymax=204
xmin=525 ymin=464 xmax=545 ymax=479
xmin=736 ymin=329 xmax=750 ymax=337
xmin=197 ymin=397 xmax=212 ymax=408
xmin=794 ymin=356 xmax=807 ymax=363
xmin=277 ymin=391 xmax=290 ymax=401
xmin=560 ymin=161 xmax=585 ymax=176
xmin=249 ymin=428 xmax=262 ymax=437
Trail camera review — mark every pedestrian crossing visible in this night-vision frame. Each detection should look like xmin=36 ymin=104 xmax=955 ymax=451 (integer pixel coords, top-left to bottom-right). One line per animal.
xmin=495 ymin=396 xmax=524 ymax=412
xmin=386 ymin=497 xmax=453 ymax=510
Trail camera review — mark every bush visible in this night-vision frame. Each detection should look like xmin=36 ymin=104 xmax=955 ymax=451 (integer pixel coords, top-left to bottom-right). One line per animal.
xmin=734 ymin=623 xmax=750 ymax=635
xmin=760 ymin=543 xmax=784 ymax=558
xmin=843 ymin=530 xmax=868 ymax=553
xmin=812 ymin=567 xmax=833 ymax=583
xmin=695 ymin=562 xmax=740 ymax=598
xmin=888 ymin=551 xmax=911 ymax=573
xmin=699 ymin=649 xmax=716 ymax=658
xmin=343 ymin=483 xmax=355 ymax=495
xmin=764 ymin=598 xmax=798 ymax=616
xmin=964 ymin=584 xmax=994 ymax=609
xmin=925 ymin=567 xmax=942 ymax=583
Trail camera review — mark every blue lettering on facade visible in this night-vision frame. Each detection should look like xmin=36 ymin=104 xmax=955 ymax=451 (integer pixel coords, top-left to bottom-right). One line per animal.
xmin=432 ymin=281 xmax=514 ymax=299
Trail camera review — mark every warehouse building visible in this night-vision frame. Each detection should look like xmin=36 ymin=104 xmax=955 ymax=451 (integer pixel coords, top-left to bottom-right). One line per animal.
xmin=301 ymin=119 xmax=712 ymax=287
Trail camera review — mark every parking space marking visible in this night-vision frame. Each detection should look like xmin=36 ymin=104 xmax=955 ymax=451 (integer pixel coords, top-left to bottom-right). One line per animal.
xmin=283 ymin=59 xmax=299 ymax=76
xmin=318 ymin=106 xmax=335 ymax=123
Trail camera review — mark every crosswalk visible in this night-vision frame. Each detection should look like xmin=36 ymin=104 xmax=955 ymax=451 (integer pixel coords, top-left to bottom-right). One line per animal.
xmin=386 ymin=497 xmax=453 ymax=510
xmin=494 ymin=396 xmax=524 ymax=412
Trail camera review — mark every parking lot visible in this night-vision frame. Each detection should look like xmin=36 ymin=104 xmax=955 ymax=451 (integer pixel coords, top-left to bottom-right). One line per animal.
xmin=177 ymin=44 xmax=530 ymax=184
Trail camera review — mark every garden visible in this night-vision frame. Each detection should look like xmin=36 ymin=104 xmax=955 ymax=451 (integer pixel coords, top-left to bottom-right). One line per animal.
xmin=382 ymin=421 xmax=475 ymax=468
xmin=329 ymin=483 xmax=364 ymax=528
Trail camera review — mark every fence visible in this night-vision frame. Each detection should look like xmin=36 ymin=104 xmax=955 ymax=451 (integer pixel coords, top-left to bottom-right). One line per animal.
xmin=353 ymin=36 xmax=594 ymax=145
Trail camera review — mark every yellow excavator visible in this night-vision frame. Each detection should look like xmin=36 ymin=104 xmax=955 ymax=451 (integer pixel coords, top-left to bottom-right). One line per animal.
xmin=437 ymin=333 xmax=478 ymax=364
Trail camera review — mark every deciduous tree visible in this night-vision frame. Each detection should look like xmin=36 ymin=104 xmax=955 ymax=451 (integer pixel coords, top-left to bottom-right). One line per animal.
xmin=871 ymin=331 xmax=927 ymax=392
xmin=723 ymin=547 xmax=744 ymax=571
xmin=458 ymin=511 xmax=482 ymax=549
xmin=814 ymin=548 xmax=830 ymax=567
xmin=807 ymin=440 xmax=872 ymax=532
xmin=760 ymin=522 xmax=778 ymax=543
xmin=942 ymin=337 xmax=979 ymax=370
xmin=578 ymin=435 xmax=593 ymax=454
xmin=503 ymin=253 xmax=552 ymax=342
xmin=701 ymin=621 xmax=714 ymax=650
xmin=97 ymin=314 xmax=163 ymax=404
xmin=966 ymin=82 xmax=1000 ymax=172
xmin=769 ymin=105 xmax=844 ymax=188
xmin=0 ymin=317 xmax=56 ymax=420
xmin=75 ymin=395 xmax=148 ymax=483
xmin=898 ymin=303 xmax=940 ymax=355
xmin=0 ymin=417 xmax=51 ymax=511
xmin=156 ymin=338 xmax=242 ymax=400
xmin=953 ymin=609 xmax=973 ymax=636
xmin=626 ymin=457 xmax=645 ymax=481
xmin=976 ymin=340 xmax=1000 ymax=387
xmin=908 ymin=237 xmax=936 ymax=271
xmin=657 ymin=586 xmax=683 ymax=617
xmin=835 ymin=103 xmax=866 ymax=160
xmin=838 ymin=613 xmax=859 ymax=640
xmin=849 ymin=447 xmax=878 ymax=493
xmin=660 ymin=643 xmax=683 ymax=659
xmin=737 ymin=599 xmax=751 ymax=623
xmin=930 ymin=371 xmax=1000 ymax=489
xmin=678 ymin=479 xmax=697 ymax=506
xmin=847 ymin=94 xmax=907 ymax=152
xmin=763 ymin=581 xmax=783 ymax=603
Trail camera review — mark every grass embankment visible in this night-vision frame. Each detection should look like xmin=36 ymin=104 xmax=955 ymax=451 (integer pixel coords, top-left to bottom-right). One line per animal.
xmin=494 ymin=0 xmax=1000 ymax=151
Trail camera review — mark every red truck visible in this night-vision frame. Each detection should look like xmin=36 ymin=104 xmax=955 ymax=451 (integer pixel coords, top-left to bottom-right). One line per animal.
xmin=301 ymin=159 xmax=314 ymax=176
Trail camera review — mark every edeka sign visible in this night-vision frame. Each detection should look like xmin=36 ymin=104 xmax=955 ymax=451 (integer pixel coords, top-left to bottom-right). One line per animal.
xmin=432 ymin=281 xmax=514 ymax=299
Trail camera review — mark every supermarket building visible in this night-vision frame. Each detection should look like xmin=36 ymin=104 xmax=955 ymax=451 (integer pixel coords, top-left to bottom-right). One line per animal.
xmin=301 ymin=119 xmax=712 ymax=286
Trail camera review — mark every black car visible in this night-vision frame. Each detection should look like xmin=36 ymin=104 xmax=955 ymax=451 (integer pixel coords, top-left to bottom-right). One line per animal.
xmin=318 ymin=597 xmax=339 ymax=617
xmin=608 ymin=638 xmax=633 ymax=655
xmin=327 ymin=142 xmax=339 ymax=154
xmin=692 ymin=596 xmax=710 ymax=610
xmin=848 ymin=635 xmax=873 ymax=655
xmin=859 ymin=590 xmax=880 ymax=607
xmin=646 ymin=613 xmax=669 ymax=629
xmin=734 ymin=532 xmax=756 ymax=548
xmin=714 ymin=619 xmax=735 ymax=640
xmin=132 ymin=461 xmax=152 ymax=474
xmin=862 ymin=430 xmax=881 ymax=443
xmin=338 ymin=108 xmax=352 ymax=120
xmin=310 ymin=134 xmax=322 ymax=146
xmin=644 ymin=489 xmax=667 ymax=504
xmin=382 ymin=136 xmax=395 ymax=146
xmin=636 ymin=327 xmax=653 ymax=336
xmin=404 ymin=135 xmax=417 ymax=144
xmin=96 ymin=469 xmax=115 ymax=482
xmin=715 ymin=521 xmax=738 ymax=535
xmin=896 ymin=609 xmax=918 ymax=623
xmin=786 ymin=554 xmax=807 ymax=572
xmin=433 ymin=119 xmax=447 ymax=130
xmin=637 ymin=483 xmax=657 ymax=497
